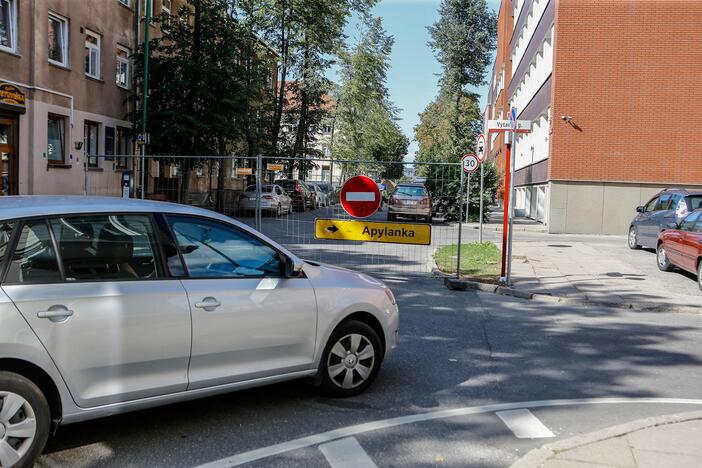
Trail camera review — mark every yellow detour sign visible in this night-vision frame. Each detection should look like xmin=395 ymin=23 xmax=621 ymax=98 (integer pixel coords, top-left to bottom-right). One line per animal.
xmin=315 ymin=219 xmax=431 ymax=245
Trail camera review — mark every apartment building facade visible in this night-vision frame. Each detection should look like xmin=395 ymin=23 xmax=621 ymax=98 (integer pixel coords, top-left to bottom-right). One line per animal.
xmin=485 ymin=0 xmax=702 ymax=234
xmin=0 ymin=0 xmax=180 ymax=197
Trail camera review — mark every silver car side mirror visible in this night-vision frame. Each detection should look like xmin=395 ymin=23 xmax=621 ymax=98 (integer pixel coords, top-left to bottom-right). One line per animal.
xmin=285 ymin=256 xmax=304 ymax=278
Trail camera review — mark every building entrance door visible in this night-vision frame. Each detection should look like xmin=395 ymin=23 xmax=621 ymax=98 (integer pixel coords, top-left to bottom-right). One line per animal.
xmin=0 ymin=115 xmax=19 ymax=196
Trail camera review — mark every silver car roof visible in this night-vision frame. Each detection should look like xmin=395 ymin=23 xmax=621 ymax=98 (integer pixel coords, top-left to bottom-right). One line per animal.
xmin=0 ymin=196 xmax=295 ymax=257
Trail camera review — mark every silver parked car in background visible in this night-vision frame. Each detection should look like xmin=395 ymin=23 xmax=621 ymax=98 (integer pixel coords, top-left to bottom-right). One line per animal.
xmin=239 ymin=184 xmax=293 ymax=216
xmin=0 ymin=196 xmax=399 ymax=468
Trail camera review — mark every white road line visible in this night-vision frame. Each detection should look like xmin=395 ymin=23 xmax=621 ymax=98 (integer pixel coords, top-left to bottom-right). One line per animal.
xmin=345 ymin=192 xmax=376 ymax=202
xmin=496 ymin=409 xmax=555 ymax=439
xmin=318 ymin=437 xmax=378 ymax=468
xmin=195 ymin=398 xmax=702 ymax=468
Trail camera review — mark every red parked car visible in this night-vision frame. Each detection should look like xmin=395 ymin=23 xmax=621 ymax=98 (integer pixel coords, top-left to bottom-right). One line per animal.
xmin=657 ymin=209 xmax=702 ymax=291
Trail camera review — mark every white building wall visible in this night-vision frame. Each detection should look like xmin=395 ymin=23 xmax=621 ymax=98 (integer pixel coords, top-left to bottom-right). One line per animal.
xmin=511 ymin=25 xmax=553 ymax=113
xmin=514 ymin=107 xmax=550 ymax=171
xmin=511 ymin=0 xmax=551 ymax=76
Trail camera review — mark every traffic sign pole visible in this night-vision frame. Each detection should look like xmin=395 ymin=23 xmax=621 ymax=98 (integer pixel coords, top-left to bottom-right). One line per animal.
xmin=456 ymin=169 xmax=465 ymax=279
xmin=506 ymin=130 xmax=516 ymax=283
xmin=500 ymin=137 xmax=512 ymax=279
xmin=477 ymin=133 xmax=487 ymax=243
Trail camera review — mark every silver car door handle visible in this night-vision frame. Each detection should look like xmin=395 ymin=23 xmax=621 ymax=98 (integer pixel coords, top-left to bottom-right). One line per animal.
xmin=37 ymin=309 xmax=74 ymax=319
xmin=194 ymin=299 xmax=222 ymax=310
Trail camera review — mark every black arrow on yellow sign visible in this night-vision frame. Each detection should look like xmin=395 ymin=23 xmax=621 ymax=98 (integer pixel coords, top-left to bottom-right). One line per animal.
xmin=326 ymin=225 xmax=339 ymax=233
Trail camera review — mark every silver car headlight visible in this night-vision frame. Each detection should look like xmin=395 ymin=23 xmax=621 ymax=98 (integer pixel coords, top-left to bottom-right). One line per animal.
xmin=384 ymin=287 xmax=396 ymax=306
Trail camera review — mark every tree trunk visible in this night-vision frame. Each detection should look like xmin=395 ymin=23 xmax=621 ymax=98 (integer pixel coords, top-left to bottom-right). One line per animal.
xmin=271 ymin=1 xmax=291 ymax=156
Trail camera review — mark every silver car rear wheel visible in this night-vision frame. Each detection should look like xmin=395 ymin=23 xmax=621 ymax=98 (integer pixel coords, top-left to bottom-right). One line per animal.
xmin=327 ymin=334 xmax=376 ymax=390
xmin=0 ymin=391 xmax=38 ymax=468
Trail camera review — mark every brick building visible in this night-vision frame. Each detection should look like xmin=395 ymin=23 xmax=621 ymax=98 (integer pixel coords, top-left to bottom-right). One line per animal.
xmin=484 ymin=0 xmax=702 ymax=234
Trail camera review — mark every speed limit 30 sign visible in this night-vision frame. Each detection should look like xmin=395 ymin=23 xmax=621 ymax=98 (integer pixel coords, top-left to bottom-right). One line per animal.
xmin=462 ymin=153 xmax=480 ymax=173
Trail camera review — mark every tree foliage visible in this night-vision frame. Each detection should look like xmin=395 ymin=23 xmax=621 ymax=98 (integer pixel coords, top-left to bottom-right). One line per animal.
xmin=414 ymin=0 xmax=497 ymax=221
xmin=333 ymin=16 xmax=409 ymax=180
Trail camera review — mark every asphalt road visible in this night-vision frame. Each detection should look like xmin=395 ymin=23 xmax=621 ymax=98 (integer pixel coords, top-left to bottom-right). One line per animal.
xmin=38 ymin=275 xmax=702 ymax=468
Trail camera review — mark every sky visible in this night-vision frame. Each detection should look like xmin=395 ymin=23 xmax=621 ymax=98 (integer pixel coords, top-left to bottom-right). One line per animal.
xmin=337 ymin=0 xmax=502 ymax=158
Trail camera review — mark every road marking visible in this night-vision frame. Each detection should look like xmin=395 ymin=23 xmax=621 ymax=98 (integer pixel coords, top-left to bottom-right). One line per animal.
xmin=345 ymin=192 xmax=376 ymax=202
xmin=195 ymin=398 xmax=702 ymax=467
xmin=318 ymin=437 xmax=377 ymax=468
xmin=496 ymin=409 xmax=555 ymax=438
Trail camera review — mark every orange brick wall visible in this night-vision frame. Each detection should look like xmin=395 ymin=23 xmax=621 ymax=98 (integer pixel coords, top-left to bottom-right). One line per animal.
xmin=549 ymin=0 xmax=702 ymax=185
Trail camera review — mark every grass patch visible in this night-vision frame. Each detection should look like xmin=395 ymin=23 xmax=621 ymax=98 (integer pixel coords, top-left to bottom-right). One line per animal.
xmin=434 ymin=242 xmax=501 ymax=281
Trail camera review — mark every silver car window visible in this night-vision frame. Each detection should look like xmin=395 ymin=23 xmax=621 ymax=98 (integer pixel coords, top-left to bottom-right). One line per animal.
xmin=5 ymin=220 xmax=62 ymax=284
xmin=49 ymin=214 xmax=164 ymax=281
xmin=168 ymin=216 xmax=282 ymax=278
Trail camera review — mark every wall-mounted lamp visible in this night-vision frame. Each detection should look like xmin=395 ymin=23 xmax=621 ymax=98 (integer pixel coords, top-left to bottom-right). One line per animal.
xmin=561 ymin=115 xmax=573 ymax=123
xmin=74 ymin=141 xmax=84 ymax=150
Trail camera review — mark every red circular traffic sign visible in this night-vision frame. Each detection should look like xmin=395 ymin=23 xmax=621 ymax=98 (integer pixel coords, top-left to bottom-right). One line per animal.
xmin=340 ymin=175 xmax=381 ymax=218
xmin=462 ymin=153 xmax=480 ymax=173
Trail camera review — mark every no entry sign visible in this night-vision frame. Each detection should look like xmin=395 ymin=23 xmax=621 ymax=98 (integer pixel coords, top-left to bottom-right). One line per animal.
xmin=462 ymin=154 xmax=480 ymax=173
xmin=340 ymin=175 xmax=381 ymax=218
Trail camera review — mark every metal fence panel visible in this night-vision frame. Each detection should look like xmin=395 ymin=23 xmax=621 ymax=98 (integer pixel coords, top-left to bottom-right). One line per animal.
xmin=85 ymin=155 xmax=464 ymax=276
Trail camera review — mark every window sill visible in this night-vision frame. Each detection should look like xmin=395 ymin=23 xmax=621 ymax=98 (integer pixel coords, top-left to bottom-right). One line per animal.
xmin=116 ymin=84 xmax=131 ymax=91
xmin=114 ymin=167 xmax=130 ymax=172
xmin=48 ymin=60 xmax=71 ymax=71
xmin=47 ymin=163 xmax=72 ymax=169
xmin=118 ymin=1 xmax=132 ymax=11
xmin=87 ymin=167 xmax=104 ymax=172
xmin=85 ymin=75 xmax=104 ymax=84
xmin=0 ymin=48 xmax=21 ymax=59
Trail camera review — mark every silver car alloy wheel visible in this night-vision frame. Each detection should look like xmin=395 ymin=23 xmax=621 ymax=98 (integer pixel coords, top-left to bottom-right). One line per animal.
xmin=628 ymin=227 xmax=637 ymax=248
xmin=0 ymin=391 xmax=37 ymax=468
xmin=327 ymin=333 xmax=376 ymax=390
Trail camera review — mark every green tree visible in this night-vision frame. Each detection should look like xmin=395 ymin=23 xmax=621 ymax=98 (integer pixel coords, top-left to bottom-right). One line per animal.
xmin=333 ymin=16 xmax=408 ymax=180
xmin=414 ymin=0 xmax=496 ymax=221
xmin=130 ymin=0 xmax=275 ymax=202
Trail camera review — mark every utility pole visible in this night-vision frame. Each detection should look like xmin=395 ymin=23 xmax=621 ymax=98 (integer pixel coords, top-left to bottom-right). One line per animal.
xmin=140 ymin=0 xmax=151 ymax=199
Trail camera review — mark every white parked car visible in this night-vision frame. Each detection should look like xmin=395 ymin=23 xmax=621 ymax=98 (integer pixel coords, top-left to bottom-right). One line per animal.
xmin=0 ymin=196 xmax=399 ymax=468
xmin=239 ymin=184 xmax=293 ymax=216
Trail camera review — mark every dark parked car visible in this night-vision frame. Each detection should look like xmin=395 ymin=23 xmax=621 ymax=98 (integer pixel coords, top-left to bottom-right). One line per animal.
xmin=275 ymin=179 xmax=317 ymax=211
xmin=656 ymin=209 xmax=702 ymax=291
xmin=628 ymin=189 xmax=702 ymax=249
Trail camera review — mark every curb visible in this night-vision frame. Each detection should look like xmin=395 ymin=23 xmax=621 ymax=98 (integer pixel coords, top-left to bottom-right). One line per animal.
xmin=441 ymin=276 xmax=700 ymax=314
xmin=510 ymin=410 xmax=702 ymax=468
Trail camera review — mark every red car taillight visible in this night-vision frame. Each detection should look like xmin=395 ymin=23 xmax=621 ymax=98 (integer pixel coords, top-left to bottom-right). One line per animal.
xmin=262 ymin=195 xmax=274 ymax=200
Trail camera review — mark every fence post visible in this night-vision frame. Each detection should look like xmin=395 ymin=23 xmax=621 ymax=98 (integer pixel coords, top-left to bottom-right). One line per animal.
xmin=255 ymin=154 xmax=262 ymax=232
xmin=456 ymin=169 xmax=465 ymax=278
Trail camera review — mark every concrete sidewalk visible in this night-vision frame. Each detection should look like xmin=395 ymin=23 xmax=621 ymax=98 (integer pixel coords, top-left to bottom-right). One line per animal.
xmin=464 ymin=210 xmax=701 ymax=312
xmin=511 ymin=411 xmax=702 ymax=468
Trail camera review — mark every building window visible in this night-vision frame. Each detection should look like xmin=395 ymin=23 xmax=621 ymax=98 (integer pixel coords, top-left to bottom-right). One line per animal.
xmin=84 ymin=121 xmax=99 ymax=168
xmin=116 ymin=127 xmax=131 ymax=168
xmin=162 ymin=0 xmax=171 ymax=15
xmin=104 ymin=126 xmax=115 ymax=161
xmin=84 ymin=29 xmax=101 ymax=79
xmin=48 ymin=12 xmax=68 ymax=66
xmin=47 ymin=116 xmax=66 ymax=164
xmin=0 ymin=0 xmax=17 ymax=53
xmin=118 ymin=0 xmax=130 ymax=6
xmin=144 ymin=0 xmax=154 ymax=23
xmin=116 ymin=45 xmax=130 ymax=88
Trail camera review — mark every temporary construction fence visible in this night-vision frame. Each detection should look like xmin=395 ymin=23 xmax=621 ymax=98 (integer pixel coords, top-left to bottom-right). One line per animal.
xmin=83 ymin=154 xmax=467 ymax=275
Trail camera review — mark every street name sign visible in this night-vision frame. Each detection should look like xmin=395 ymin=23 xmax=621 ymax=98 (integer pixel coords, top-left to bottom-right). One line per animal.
xmin=476 ymin=134 xmax=486 ymax=162
xmin=340 ymin=175 xmax=381 ymax=218
xmin=235 ymin=167 xmax=253 ymax=176
xmin=315 ymin=219 xmax=431 ymax=245
xmin=266 ymin=163 xmax=284 ymax=172
xmin=487 ymin=120 xmax=532 ymax=133
xmin=462 ymin=153 xmax=480 ymax=173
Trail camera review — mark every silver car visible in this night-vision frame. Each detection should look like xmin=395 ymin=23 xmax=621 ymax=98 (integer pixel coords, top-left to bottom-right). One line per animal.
xmin=0 ymin=196 xmax=399 ymax=468
xmin=239 ymin=184 xmax=292 ymax=216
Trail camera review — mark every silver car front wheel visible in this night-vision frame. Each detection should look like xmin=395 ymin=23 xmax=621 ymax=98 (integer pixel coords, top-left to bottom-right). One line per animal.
xmin=319 ymin=320 xmax=383 ymax=397
xmin=628 ymin=226 xmax=640 ymax=249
